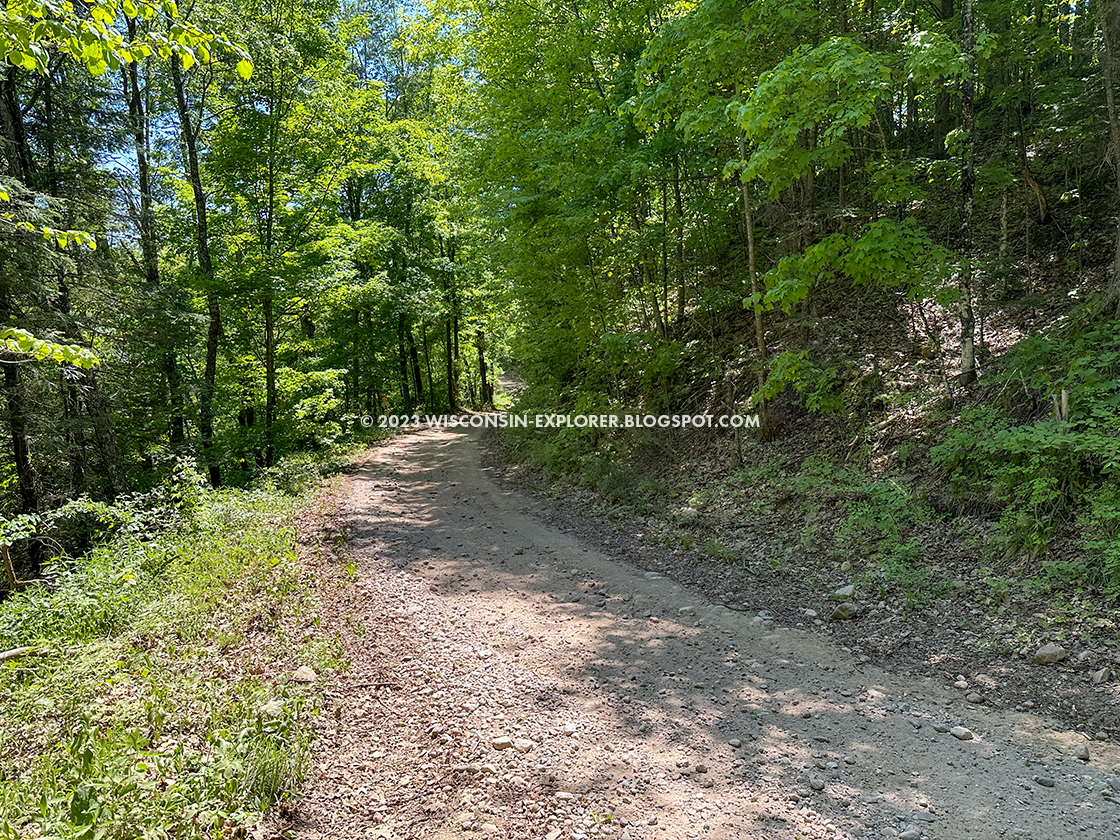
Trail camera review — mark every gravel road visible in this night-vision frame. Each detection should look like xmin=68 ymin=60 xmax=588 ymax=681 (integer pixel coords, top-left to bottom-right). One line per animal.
xmin=292 ymin=427 xmax=1120 ymax=840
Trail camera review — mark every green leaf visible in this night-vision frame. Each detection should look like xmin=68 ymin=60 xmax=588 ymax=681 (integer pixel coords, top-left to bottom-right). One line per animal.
xmin=236 ymin=58 xmax=253 ymax=80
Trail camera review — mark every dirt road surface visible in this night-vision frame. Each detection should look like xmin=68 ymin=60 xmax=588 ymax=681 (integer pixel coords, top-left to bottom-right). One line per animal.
xmin=292 ymin=427 xmax=1120 ymax=840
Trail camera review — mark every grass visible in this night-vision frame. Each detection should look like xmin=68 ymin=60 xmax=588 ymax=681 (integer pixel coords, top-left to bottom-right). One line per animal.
xmin=0 ymin=464 xmax=334 ymax=839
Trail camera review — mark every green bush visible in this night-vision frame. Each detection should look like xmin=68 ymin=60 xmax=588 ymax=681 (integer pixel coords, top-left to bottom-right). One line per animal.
xmin=932 ymin=319 xmax=1120 ymax=563
xmin=834 ymin=479 xmax=933 ymax=560
xmin=0 ymin=470 xmax=324 ymax=839
xmin=1080 ymin=485 xmax=1120 ymax=591
xmin=755 ymin=349 xmax=845 ymax=415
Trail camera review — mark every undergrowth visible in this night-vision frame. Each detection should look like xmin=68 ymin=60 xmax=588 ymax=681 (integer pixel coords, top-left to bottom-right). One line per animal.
xmin=0 ymin=457 xmax=337 ymax=839
xmin=932 ymin=316 xmax=1120 ymax=589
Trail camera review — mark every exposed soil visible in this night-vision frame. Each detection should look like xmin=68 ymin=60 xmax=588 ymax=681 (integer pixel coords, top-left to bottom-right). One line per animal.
xmin=289 ymin=427 xmax=1120 ymax=840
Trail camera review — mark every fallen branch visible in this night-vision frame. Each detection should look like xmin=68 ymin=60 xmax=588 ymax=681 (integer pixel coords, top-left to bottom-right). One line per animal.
xmin=2 ymin=544 xmax=29 ymax=592
xmin=0 ymin=646 xmax=39 ymax=664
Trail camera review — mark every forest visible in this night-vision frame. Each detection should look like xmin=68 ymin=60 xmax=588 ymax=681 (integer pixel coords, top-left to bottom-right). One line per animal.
xmin=1 ymin=0 xmax=1117 ymax=587
xmin=1 ymin=0 xmax=1120 ymax=833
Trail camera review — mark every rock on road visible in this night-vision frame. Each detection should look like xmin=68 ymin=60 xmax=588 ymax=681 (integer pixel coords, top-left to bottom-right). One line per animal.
xmin=291 ymin=426 xmax=1120 ymax=840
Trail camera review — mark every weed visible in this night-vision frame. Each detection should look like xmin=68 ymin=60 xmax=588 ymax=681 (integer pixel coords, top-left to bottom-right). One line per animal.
xmin=705 ymin=538 xmax=734 ymax=563
xmin=1023 ymin=560 xmax=1091 ymax=596
xmin=982 ymin=574 xmax=1012 ymax=610
xmin=1080 ymin=485 xmax=1120 ymax=591
xmin=0 ymin=468 xmax=327 ymax=838
xmin=932 ymin=320 xmax=1120 ymax=563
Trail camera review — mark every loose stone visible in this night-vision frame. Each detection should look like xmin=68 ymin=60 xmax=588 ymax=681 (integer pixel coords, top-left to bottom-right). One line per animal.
xmin=1034 ymin=644 xmax=1067 ymax=665
xmin=832 ymin=602 xmax=860 ymax=620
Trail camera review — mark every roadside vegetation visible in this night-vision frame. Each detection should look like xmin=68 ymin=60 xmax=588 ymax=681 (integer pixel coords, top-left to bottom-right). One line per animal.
xmin=482 ymin=0 xmax=1120 ymax=648
xmin=0 ymin=455 xmax=348 ymax=839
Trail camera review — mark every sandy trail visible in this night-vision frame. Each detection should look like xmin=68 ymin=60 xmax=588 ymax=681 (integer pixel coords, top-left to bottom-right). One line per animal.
xmin=292 ymin=427 xmax=1120 ymax=840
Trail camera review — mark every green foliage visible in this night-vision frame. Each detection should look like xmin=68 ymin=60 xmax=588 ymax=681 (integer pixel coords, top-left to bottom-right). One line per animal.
xmin=933 ymin=320 xmax=1120 ymax=563
xmin=835 ymin=479 xmax=934 ymax=561
xmin=1080 ymin=486 xmax=1120 ymax=592
xmin=257 ymin=451 xmax=350 ymax=496
xmin=0 ymin=328 xmax=97 ymax=368
xmin=755 ymin=350 xmax=845 ymax=415
xmin=1023 ymin=559 xmax=1092 ymax=596
xmin=704 ymin=537 xmax=734 ymax=562
xmin=862 ymin=545 xmax=951 ymax=613
xmin=791 ymin=454 xmax=866 ymax=501
xmin=754 ymin=219 xmax=953 ymax=314
xmin=732 ymin=37 xmax=891 ymax=193
xmin=904 ymin=29 xmax=967 ymax=87
xmin=0 ymin=0 xmax=251 ymax=76
xmin=0 ymin=469 xmax=323 ymax=838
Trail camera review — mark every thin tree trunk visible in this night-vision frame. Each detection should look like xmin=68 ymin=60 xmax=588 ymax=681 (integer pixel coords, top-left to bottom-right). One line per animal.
xmin=408 ymin=323 xmax=424 ymax=405
xmin=125 ymin=33 xmax=185 ymax=453
xmin=1100 ymin=0 xmax=1120 ymax=311
xmin=351 ymin=308 xmax=360 ymax=414
xmin=477 ymin=330 xmax=492 ymax=408
xmin=0 ymin=75 xmax=39 ymax=513
xmin=959 ymin=0 xmax=978 ymax=385
xmin=171 ymin=56 xmax=221 ymax=486
xmin=3 ymin=362 xmax=38 ymax=513
xmin=398 ymin=313 xmax=411 ymax=411
xmin=263 ymin=297 xmax=276 ymax=467
xmin=673 ymin=157 xmax=686 ymax=321
xmin=933 ymin=0 xmax=955 ymax=157
xmin=60 ymin=367 xmax=86 ymax=492
xmin=82 ymin=372 xmax=130 ymax=497
xmin=738 ymin=131 xmax=771 ymax=435
xmin=0 ymin=70 xmax=32 ymax=181
xmin=422 ymin=322 xmax=435 ymax=410
xmin=443 ymin=238 xmax=458 ymax=411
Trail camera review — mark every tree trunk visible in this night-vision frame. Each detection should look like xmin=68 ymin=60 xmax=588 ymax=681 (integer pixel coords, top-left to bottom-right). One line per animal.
xmin=738 ymin=131 xmax=771 ymax=435
xmin=81 ymin=371 xmax=130 ymax=497
xmin=60 ymin=367 xmax=86 ymax=493
xmin=1100 ymin=0 xmax=1120 ymax=311
xmin=351 ymin=308 xmax=360 ymax=414
xmin=443 ymin=239 xmax=458 ymax=411
xmin=263 ymin=297 xmax=276 ymax=467
xmin=398 ymin=312 xmax=411 ymax=411
xmin=673 ymin=157 xmax=686 ymax=321
xmin=126 ymin=35 xmax=185 ymax=453
xmin=164 ymin=354 xmax=186 ymax=453
xmin=423 ymin=322 xmax=435 ymax=409
xmin=172 ymin=56 xmax=222 ymax=486
xmin=54 ymin=275 xmax=130 ymax=497
xmin=959 ymin=0 xmax=978 ymax=385
xmin=408 ymin=322 xmax=424 ymax=405
xmin=932 ymin=0 xmax=956 ymax=156
xmin=0 ymin=70 xmax=32 ymax=181
xmin=0 ymin=75 xmax=38 ymax=512
xmin=3 ymin=362 xmax=38 ymax=514
xmin=477 ymin=329 xmax=492 ymax=408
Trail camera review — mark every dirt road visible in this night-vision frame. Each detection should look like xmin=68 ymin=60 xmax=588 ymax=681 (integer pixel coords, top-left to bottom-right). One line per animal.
xmin=292 ymin=427 xmax=1120 ymax=840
